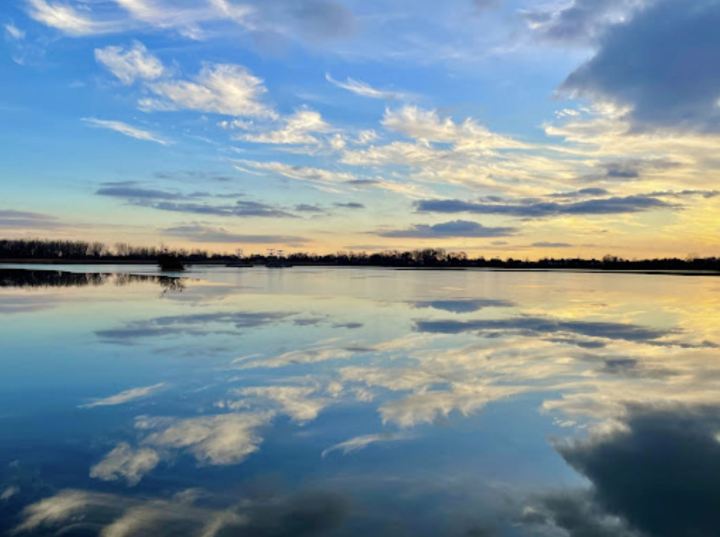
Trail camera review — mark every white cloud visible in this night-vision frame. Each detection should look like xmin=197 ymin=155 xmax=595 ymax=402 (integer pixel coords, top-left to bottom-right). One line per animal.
xmin=234 ymin=346 xmax=353 ymax=368
xmin=26 ymin=0 xmax=116 ymax=36
xmin=234 ymin=160 xmax=356 ymax=185
xmin=80 ymin=382 xmax=166 ymax=408
xmin=90 ymin=443 xmax=161 ymax=486
xmin=321 ymin=432 xmax=411 ymax=457
xmin=13 ymin=489 xmax=249 ymax=536
xmin=95 ymin=41 xmax=164 ymax=85
xmin=1 ymin=485 xmax=19 ymax=501
xmin=4 ymin=23 xmax=25 ymax=40
xmin=144 ymin=64 xmax=275 ymax=118
xmin=141 ymin=412 xmax=272 ymax=465
xmin=382 ymin=105 xmax=523 ymax=149
xmin=239 ymin=108 xmax=330 ymax=145
xmin=14 ymin=489 xmax=96 ymax=532
xmin=229 ymin=385 xmax=329 ymax=423
xmin=326 ymin=73 xmax=410 ymax=101
xmin=82 ymin=117 xmax=170 ymax=145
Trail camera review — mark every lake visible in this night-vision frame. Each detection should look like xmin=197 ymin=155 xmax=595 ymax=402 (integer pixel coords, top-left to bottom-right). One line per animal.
xmin=1 ymin=265 xmax=719 ymax=536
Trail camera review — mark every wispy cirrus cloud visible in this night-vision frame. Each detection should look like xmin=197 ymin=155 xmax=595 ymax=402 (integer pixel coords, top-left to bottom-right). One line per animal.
xmin=82 ymin=117 xmax=170 ymax=145
xmin=80 ymin=383 xmax=166 ymax=409
xmin=325 ymin=73 xmax=411 ymax=101
xmin=321 ymin=432 xmax=412 ymax=457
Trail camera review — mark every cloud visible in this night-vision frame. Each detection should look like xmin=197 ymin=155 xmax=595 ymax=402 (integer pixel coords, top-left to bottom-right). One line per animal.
xmin=294 ymin=203 xmax=325 ymax=213
xmin=551 ymin=405 xmax=720 ymax=537
xmin=163 ymin=224 xmax=308 ymax=245
xmin=96 ymin=185 xmax=186 ymax=200
xmin=321 ymin=432 xmax=411 ymax=457
xmin=140 ymin=412 xmax=272 ymax=466
xmin=549 ymin=188 xmax=610 ymax=198
xmin=13 ymin=487 xmax=347 ymax=537
xmin=561 ymin=0 xmax=720 ymax=131
xmin=413 ymin=299 xmax=513 ymax=313
xmin=415 ymin=316 xmax=670 ymax=343
xmin=334 ymin=202 xmax=364 ymax=209
xmin=239 ymin=107 xmax=330 ymax=145
xmin=96 ymin=310 xmax=289 ymax=342
xmin=235 ymin=160 xmax=356 ymax=184
xmin=520 ymin=491 xmax=641 ymax=537
xmin=0 ymin=209 xmax=62 ymax=229
xmin=229 ymin=385 xmax=329 ymax=423
xmin=381 ymin=105 xmax=521 ymax=148
xmin=94 ymin=41 xmax=164 ymax=84
xmin=80 ymin=383 xmax=166 ymax=408
xmin=13 ymin=489 xmax=98 ymax=532
xmin=4 ymin=23 xmax=25 ymax=40
xmin=581 ymin=158 xmax=681 ymax=182
xmin=142 ymin=63 xmax=275 ymax=117
xmin=531 ymin=241 xmax=573 ymax=248
xmin=377 ymin=220 xmax=517 ymax=238
xmin=149 ymin=200 xmax=296 ymax=218
xmin=523 ymin=0 xmax=644 ymax=44
xmin=82 ymin=117 xmax=170 ymax=145
xmin=0 ymin=486 xmax=19 ymax=501
xmin=96 ymin=185 xmax=298 ymax=218
xmin=90 ymin=443 xmax=160 ymax=486
xmin=234 ymin=346 xmax=355 ymax=369
xmin=88 ymin=412 xmax=275 ymax=485
xmin=416 ymin=195 xmax=673 ymax=217
xmin=325 ymin=73 xmax=410 ymax=100
xmin=26 ymin=0 xmax=116 ymax=35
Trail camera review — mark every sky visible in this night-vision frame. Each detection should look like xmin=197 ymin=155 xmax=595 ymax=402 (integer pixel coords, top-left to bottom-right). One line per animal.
xmin=1 ymin=0 xmax=719 ymax=257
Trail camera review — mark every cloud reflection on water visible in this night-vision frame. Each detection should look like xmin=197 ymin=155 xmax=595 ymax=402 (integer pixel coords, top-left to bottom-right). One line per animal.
xmin=4 ymin=266 xmax=720 ymax=536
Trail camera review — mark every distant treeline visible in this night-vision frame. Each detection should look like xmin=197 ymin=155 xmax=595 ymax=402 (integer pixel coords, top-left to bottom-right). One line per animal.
xmin=2 ymin=238 xmax=720 ymax=272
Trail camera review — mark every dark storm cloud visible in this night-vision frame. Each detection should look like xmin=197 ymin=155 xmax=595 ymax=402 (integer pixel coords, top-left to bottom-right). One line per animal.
xmin=0 ymin=209 xmax=64 ymax=229
xmin=562 ymin=0 xmax=720 ymax=131
xmin=524 ymin=0 xmax=644 ymax=44
xmin=553 ymin=405 xmax=720 ymax=537
xmin=164 ymin=224 xmax=308 ymax=246
xmin=413 ymin=299 xmax=513 ymax=313
xmin=415 ymin=316 xmax=670 ymax=342
xmin=520 ymin=491 xmax=641 ymax=537
xmin=378 ymin=220 xmax=517 ymax=238
xmin=416 ymin=195 xmax=672 ymax=217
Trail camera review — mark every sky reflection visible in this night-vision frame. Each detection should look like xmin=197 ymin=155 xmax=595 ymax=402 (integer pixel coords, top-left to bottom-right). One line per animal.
xmin=2 ymin=266 xmax=720 ymax=536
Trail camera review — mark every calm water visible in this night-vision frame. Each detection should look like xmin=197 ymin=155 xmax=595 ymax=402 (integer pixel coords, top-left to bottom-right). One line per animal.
xmin=1 ymin=265 xmax=719 ymax=536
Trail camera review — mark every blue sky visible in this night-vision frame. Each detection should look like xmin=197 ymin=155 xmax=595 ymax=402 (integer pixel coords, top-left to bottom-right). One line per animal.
xmin=1 ymin=0 xmax=719 ymax=256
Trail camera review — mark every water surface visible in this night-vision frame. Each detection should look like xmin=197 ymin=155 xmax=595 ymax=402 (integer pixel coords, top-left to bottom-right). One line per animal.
xmin=1 ymin=265 xmax=719 ymax=536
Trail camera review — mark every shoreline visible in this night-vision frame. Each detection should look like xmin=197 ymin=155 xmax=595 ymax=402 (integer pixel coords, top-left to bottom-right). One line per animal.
xmin=2 ymin=260 xmax=719 ymax=277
